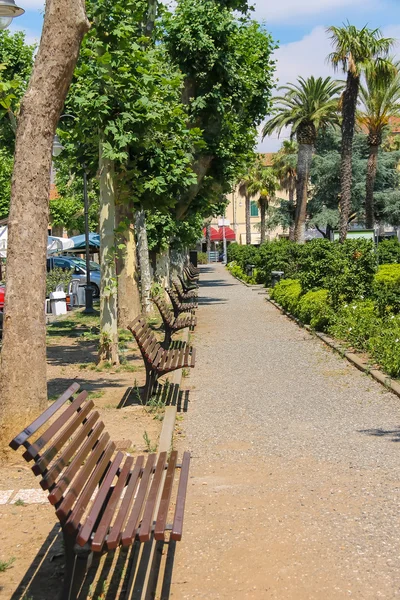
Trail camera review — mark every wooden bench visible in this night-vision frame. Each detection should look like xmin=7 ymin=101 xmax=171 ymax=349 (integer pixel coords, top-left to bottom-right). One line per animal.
xmin=173 ymin=279 xmax=198 ymax=303
xmin=9 ymin=382 xmax=190 ymax=600
xmin=152 ymin=294 xmax=197 ymax=348
xmin=184 ymin=266 xmax=199 ymax=283
xmin=187 ymin=262 xmax=200 ymax=277
xmin=178 ymin=273 xmax=199 ymax=294
xmin=166 ymin=288 xmax=198 ymax=319
xmin=129 ymin=316 xmax=196 ymax=401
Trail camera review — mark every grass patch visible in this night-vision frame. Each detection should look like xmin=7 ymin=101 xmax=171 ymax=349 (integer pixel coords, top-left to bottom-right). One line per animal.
xmin=14 ymin=498 xmax=26 ymax=506
xmin=0 ymin=557 xmax=15 ymax=572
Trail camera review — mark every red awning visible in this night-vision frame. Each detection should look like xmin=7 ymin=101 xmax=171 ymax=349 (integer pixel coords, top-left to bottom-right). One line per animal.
xmin=203 ymin=226 xmax=220 ymax=241
xmin=216 ymin=226 xmax=236 ymax=241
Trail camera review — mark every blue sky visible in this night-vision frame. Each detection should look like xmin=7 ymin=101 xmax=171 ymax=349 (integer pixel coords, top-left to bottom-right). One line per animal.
xmin=18 ymin=0 xmax=400 ymax=150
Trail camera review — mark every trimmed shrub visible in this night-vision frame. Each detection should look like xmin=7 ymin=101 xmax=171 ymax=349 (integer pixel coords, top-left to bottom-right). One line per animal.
xmin=376 ymin=238 xmax=400 ymax=265
xmin=256 ymin=240 xmax=303 ymax=285
xmin=226 ymin=261 xmax=256 ymax=284
xmin=328 ymin=300 xmax=381 ymax=351
xmin=368 ymin=315 xmax=400 ymax=377
xmin=197 ymin=252 xmax=208 ymax=265
xmin=270 ymin=279 xmax=302 ymax=314
xmin=297 ymin=289 xmax=334 ymax=332
xmin=373 ymin=263 xmax=400 ymax=315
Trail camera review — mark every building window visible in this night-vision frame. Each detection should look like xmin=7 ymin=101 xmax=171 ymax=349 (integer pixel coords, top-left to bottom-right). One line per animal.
xmin=250 ymin=201 xmax=259 ymax=217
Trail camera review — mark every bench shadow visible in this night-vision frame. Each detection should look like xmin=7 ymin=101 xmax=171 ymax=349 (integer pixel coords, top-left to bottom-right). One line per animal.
xmin=358 ymin=427 xmax=400 ymax=442
xmin=118 ymin=382 xmax=190 ymax=413
xmin=11 ymin=524 xmax=178 ymax=600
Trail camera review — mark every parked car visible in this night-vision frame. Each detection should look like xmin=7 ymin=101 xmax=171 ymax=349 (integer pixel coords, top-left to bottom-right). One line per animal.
xmin=47 ymin=256 xmax=101 ymax=298
xmin=0 ymin=285 xmax=4 ymax=310
xmin=60 ymin=255 xmax=100 ymax=272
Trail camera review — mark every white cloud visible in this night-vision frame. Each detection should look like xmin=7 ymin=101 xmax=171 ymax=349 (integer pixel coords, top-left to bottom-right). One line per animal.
xmin=253 ymin=0 xmax=376 ymax=23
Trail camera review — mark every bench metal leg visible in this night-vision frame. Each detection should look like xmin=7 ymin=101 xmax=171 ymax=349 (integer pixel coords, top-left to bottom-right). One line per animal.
xmin=61 ymin=531 xmax=93 ymax=600
xmin=143 ymin=367 xmax=157 ymax=404
xmin=162 ymin=329 xmax=172 ymax=349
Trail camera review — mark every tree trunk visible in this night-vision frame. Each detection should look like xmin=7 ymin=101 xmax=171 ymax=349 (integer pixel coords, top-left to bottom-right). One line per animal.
xmin=170 ymin=248 xmax=186 ymax=278
xmin=294 ymin=143 xmax=313 ymax=244
xmin=176 ymin=155 xmax=214 ymax=219
xmin=116 ymin=202 xmax=141 ymax=330
xmin=155 ymin=249 xmax=170 ymax=289
xmin=365 ymin=144 xmax=379 ymax=229
xmin=245 ymin=192 xmax=251 ymax=245
xmin=135 ymin=208 xmax=152 ymax=314
xmin=206 ymin=223 xmax=211 ymax=257
xmin=288 ymin=186 xmax=295 ymax=241
xmin=0 ymin=0 xmax=89 ymax=453
xmin=339 ymin=72 xmax=360 ymax=243
xmin=260 ymin=199 xmax=266 ymax=244
xmin=98 ymin=148 xmax=119 ymax=365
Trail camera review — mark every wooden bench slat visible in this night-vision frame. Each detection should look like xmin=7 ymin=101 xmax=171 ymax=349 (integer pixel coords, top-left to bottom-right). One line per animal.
xmin=121 ymin=453 xmax=157 ymax=547
xmin=139 ymin=452 xmax=167 ymax=542
xmin=76 ymin=451 xmax=124 ymax=546
xmin=171 ymin=451 xmax=191 ymax=541
xmin=9 ymin=382 xmax=81 ymax=451
xmin=52 ymin=429 xmax=109 ymax=510
xmin=154 ymin=451 xmax=178 ymax=541
xmin=64 ymin=440 xmax=116 ymax=534
xmin=92 ymin=455 xmax=134 ymax=552
xmin=106 ymin=455 xmax=144 ymax=550
xmin=32 ymin=399 xmax=93 ymax=476
xmin=23 ymin=391 xmax=89 ymax=461
xmin=40 ymin=412 xmax=100 ymax=491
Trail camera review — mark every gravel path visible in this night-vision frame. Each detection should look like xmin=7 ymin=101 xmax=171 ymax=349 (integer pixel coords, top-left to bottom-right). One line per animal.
xmin=171 ymin=264 xmax=400 ymax=600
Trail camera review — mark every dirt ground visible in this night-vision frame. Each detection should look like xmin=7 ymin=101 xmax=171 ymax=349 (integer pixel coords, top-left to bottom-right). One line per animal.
xmin=0 ymin=309 xmax=177 ymax=600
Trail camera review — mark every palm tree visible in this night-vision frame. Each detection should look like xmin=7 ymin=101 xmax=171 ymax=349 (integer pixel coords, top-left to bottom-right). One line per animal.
xmin=247 ymin=156 xmax=280 ymax=243
xmin=358 ymin=60 xmax=400 ymax=228
xmin=327 ymin=23 xmax=395 ymax=241
xmin=263 ymin=76 xmax=343 ymax=243
xmin=272 ymin=140 xmax=297 ymax=239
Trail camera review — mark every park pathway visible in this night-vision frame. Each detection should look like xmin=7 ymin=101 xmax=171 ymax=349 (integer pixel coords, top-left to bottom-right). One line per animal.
xmin=170 ymin=263 xmax=400 ymax=600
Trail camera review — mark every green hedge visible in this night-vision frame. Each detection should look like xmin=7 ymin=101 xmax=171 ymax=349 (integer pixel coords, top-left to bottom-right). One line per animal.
xmin=373 ymin=264 xmax=400 ymax=315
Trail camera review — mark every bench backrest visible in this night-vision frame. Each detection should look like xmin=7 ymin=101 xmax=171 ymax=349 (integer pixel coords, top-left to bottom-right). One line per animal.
xmin=166 ymin=288 xmax=181 ymax=312
xmin=152 ymin=295 xmax=174 ymax=327
xmin=129 ymin=315 xmax=163 ymax=365
xmin=9 ymin=383 xmax=115 ymax=532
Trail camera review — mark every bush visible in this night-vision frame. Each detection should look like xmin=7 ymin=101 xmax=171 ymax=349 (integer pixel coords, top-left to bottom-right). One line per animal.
xmin=298 ymin=239 xmax=377 ymax=305
xmin=46 ymin=267 xmax=73 ymax=298
xmin=226 ymin=261 xmax=257 ymax=284
xmin=328 ymin=300 xmax=381 ymax=352
xmin=373 ymin=263 xmax=400 ymax=315
xmin=226 ymin=243 xmax=259 ymax=273
xmin=270 ymin=279 xmax=302 ymax=314
xmin=297 ymin=289 xmax=334 ymax=332
xmin=256 ymin=240 xmax=303 ymax=285
xmin=197 ymin=252 xmax=208 ymax=265
xmin=376 ymin=238 xmax=400 ymax=265
xmin=368 ymin=315 xmax=400 ymax=377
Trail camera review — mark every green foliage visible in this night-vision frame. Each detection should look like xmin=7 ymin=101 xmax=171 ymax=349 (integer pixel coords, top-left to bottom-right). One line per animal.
xmin=197 ymin=252 xmax=208 ymax=264
xmin=0 ymin=147 xmax=13 ymax=219
xmin=297 ymin=289 xmax=334 ymax=331
xmin=368 ymin=316 xmax=400 ymax=377
xmin=256 ymin=240 xmax=302 ymax=285
xmin=373 ymin=263 xmax=400 ymax=315
xmin=329 ymin=300 xmax=381 ymax=351
xmin=226 ymin=261 xmax=256 ymax=284
xmin=270 ymin=279 xmax=302 ymax=314
xmin=376 ymin=238 xmax=400 ymax=264
xmin=46 ymin=268 xmax=73 ymax=298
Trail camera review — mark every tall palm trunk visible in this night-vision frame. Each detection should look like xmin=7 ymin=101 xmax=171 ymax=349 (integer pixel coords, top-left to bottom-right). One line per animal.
xmin=288 ymin=185 xmax=295 ymax=241
xmin=294 ymin=143 xmax=313 ymax=244
xmin=135 ymin=208 xmax=152 ymax=314
xmin=365 ymin=143 xmax=379 ymax=229
xmin=116 ymin=202 xmax=141 ymax=329
xmin=245 ymin=191 xmax=251 ymax=245
xmin=260 ymin=199 xmax=267 ymax=244
xmin=339 ymin=72 xmax=360 ymax=242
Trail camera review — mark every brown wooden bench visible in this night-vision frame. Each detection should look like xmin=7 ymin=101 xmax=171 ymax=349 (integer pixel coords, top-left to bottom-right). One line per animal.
xmin=152 ymin=294 xmax=197 ymax=348
xmin=129 ymin=315 xmax=196 ymax=401
xmin=9 ymin=382 xmax=190 ymax=600
xmin=187 ymin=262 xmax=200 ymax=277
xmin=178 ymin=273 xmax=199 ymax=294
xmin=173 ymin=279 xmax=198 ymax=303
xmin=184 ymin=266 xmax=199 ymax=283
xmin=166 ymin=288 xmax=198 ymax=319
